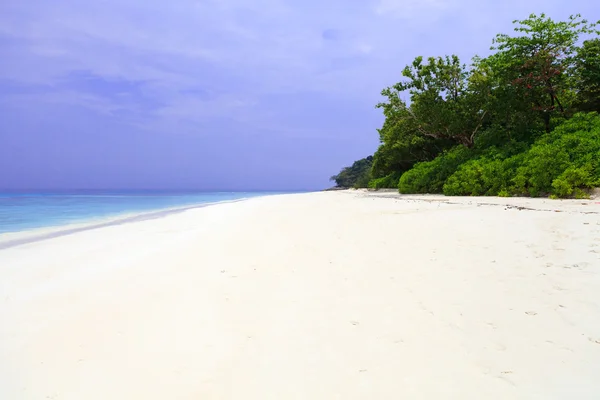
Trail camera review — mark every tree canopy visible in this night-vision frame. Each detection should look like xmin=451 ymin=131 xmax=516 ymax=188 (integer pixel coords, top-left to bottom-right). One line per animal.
xmin=329 ymin=156 xmax=373 ymax=188
xmin=330 ymin=13 xmax=600 ymax=198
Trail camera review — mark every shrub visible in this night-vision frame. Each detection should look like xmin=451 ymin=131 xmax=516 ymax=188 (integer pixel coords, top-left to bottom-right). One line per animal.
xmin=511 ymin=113 xmax=600 ymax=197
xmin=368 ymin=172 xmax=402 ymax=189
xmin=391 ymin=113 xmax=600 ymax=198
xmin=551 ymin=163 xmax=599 ymax=198
xmin=443 ymin=144 xmax=527 ymax=196
xmin=398 ymin=146 xmax=473 ymax=193
xmin=511 ymin=145 xmax=570 ymax=196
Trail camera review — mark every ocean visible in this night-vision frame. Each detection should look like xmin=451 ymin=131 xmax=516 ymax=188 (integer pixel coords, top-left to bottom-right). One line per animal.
xmin=0 ymin=190 xmax=283 ymax=234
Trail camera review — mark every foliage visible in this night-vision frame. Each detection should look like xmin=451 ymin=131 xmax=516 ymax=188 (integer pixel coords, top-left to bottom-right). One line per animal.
xmin=443 ymin=113 xmax=600 ymax=197
xmin=489 ymin=14 xmax=599 ymax=132
xmin=329 ymin=156 xmax=373 ymax=188
xmin=552 ymin=164 xmax=597 ymax=198
xmin=368 ymin=172 xmax=403 ymax=189
xmin=379 ymin=55 xmax=491 ymax=148
xmin=443 ymin=144 xmax=527 ymax=196
xmin=574 ymin=39 xmax=600 ymax=112
xmin=511 ymin=112 xmax=600 ymax=196
xmin=371 ymin=94 xmax=454 ymax=181
xmin=329 ymin=14 xmax=600 ymax=198
xmin=398 ymin=146 xmax=474 ymax=193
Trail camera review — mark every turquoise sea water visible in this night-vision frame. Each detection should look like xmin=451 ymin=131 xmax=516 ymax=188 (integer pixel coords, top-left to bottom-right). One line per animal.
xmin=0 ymin=190 xmax=283 ymax=234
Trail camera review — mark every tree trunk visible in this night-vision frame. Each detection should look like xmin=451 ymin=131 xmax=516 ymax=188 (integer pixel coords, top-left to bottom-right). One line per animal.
xmin=543 ymin=112 xmax=551 ymax=133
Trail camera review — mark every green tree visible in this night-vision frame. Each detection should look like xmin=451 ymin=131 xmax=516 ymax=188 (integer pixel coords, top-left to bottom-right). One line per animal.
xmin=371 ymin=101 xmax=452 ymax=181
xmin=330 ymin=156 xmax=373 ymax=188
xmin=328 ymin=13 xmax=600 ymax=198
xmin=574 ymin=39 xmax=600 ymax=112
xmin=379 ymin=55 xmax=491 ymax=147
xmin=490 ymin=13 xmax=599 ymax=132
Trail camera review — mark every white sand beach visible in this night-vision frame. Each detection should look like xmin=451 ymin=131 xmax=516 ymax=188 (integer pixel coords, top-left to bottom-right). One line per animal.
xmin=1 ymin=191 xmax=599 ymax=399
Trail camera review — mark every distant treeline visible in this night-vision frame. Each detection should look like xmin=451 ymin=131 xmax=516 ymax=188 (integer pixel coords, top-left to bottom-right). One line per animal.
xmin=330 ymin=14 xmax=600 ymax=198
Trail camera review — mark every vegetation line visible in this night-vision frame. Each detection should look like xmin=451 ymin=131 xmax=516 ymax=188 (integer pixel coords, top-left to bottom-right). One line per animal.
xmin=330 ymin=14 xmax=600 ymax=199
xmin=350 ymin=192 xmax=600 ymax=214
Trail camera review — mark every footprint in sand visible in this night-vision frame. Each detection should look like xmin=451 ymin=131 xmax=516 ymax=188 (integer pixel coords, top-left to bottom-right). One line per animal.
xmin=495 ymin=343 xmax=507 ymax=351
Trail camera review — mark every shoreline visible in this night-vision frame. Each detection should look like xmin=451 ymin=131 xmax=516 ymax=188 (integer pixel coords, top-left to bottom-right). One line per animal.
xmin=1 ymin=191 xmax=599 ymax=399
xmin=3 ymin=188 xmax=597 ymax=251
xmin=0 ymin=196 xmax=263 ymax=251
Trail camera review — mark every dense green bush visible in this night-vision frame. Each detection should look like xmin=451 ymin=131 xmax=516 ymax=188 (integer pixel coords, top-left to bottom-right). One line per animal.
xmin=551 ymin=164 xmax=598 ymax=198
xmin=511 ymin=113 xmax=600 ymax=197
xmin=443 ymin=143 xmax=528 ymax=196
xmin=397 ymin=146 xmax=473 ymax=193
xmin=443 ymin=113 xmax=600 ymax=197
xmin=443 ymin=158 xmax=498 ymax=196
xmin=331 ymin=15 xmax=600 ymax=198
xmin=368 ymin=172 xmax=402 ymax=189
xmin=511 ymin=144 xmax=570 ymax=196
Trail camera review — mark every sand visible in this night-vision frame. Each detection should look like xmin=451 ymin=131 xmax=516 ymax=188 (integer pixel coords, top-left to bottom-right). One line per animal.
xmin=1 ymin=191 xmax=599 ymax=399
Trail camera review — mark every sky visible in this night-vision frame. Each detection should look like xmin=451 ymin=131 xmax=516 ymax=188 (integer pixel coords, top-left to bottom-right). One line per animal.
xmin=0 ymin=0 xmax=598 ymax=190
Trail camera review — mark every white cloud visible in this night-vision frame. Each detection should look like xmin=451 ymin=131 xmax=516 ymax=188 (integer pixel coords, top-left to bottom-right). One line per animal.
xmin=0 ymin=0 xmax=593 ymax=135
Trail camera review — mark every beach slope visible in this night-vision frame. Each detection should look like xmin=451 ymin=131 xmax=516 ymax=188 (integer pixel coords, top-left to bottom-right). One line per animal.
xmin=1 ymin=191 xmax=599 ymax=399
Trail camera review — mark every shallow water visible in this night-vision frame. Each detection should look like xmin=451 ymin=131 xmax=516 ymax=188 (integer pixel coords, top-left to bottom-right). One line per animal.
xmin=0 ymin=190 xmax=282 ymax=234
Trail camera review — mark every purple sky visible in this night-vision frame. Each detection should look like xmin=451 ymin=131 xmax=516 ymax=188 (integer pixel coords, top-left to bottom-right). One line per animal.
xmin=1 ymin=1 xmax=598 ymax=190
